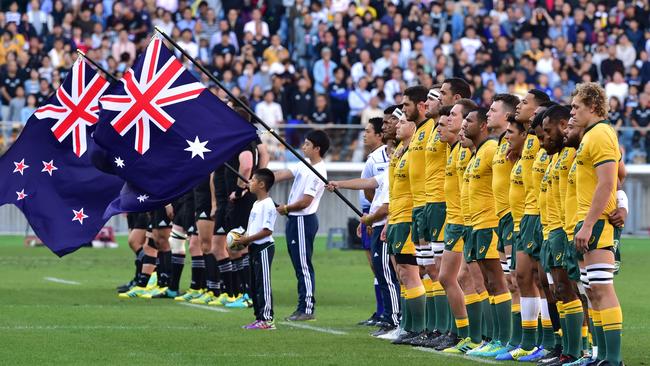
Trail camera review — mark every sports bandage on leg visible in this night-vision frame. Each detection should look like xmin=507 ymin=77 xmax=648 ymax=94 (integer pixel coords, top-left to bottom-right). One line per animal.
xmin=616 ymin=190 xmax=628 ymax=213
xmin=432 ymin=242 xmax=444 ymax=258
xmin=501 ymin=258 xmax=510 ymax=274
xmin=586 ymin=263 xmax=616 ymax=285
xmin=169 ymin=230 xmax=187 ymax=254
xmin=417 ymin=243 xmax=435 ymax=266
xmin=577 ymin=282 xmax=586 ymax=295
xmin=580 ymin=268 xmax=590 ymax=289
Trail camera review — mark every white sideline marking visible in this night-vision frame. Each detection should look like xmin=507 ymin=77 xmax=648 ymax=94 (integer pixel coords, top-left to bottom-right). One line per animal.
xmin=43 ymin=277 xmax=80 ymax=285
xmin=279 ymin=321 xmax=347 ymax=335
xmin=178 ymin=302 xmax=230 ymax=313
xmin=0 ymin=325 xmax=206 ymax=331
xmin=413 ymin=347 xmax=500 ymax=364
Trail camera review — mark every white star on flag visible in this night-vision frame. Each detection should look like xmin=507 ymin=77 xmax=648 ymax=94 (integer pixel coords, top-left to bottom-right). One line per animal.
xmin=137 ymin=194 xmax=149 ymax=203
xmin=16 ymin=189 xmax=28 ymax=201
xmin=114 ymin=156 xmax=125 ymax=168
xmin=72 ymin=208 xmax=88 ymax=224
xmin=13 ymin=159 xmax=29 ymax=175
xmin=41 ymin=160 xmax=58 ymax=176
xmin=184 ymin=136 xmax=211 ymax=159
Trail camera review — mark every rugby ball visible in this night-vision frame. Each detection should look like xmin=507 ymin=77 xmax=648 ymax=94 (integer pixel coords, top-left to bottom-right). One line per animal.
xmin=227 ymin=227 xmax=247 ymax=251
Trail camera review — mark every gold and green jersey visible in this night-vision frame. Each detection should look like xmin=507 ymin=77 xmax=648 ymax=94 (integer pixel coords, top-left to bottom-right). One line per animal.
xmin=391 ymin=147 xmax=413 ymax=224
xmin=530 ymin=148 xmax=550 ymax=215
xmin=408 ymin=119 xmax=433 ymax=208
xmin=387 ymin=142 xmax=403 ymax=224
xmin=554 ymin=147 xmax=576 ymax=225
xmin=492 ymin=133 xmax=514 ymax=219
xmin=468 ymin=139 xmax=499 ymax=229
xmin=425 ymin=121 xmax=447 ymax=204
xmin=575 ymin=121 xmax=620 ymax=221
xmin=458 ymin=148 xmax=474 ymax=226
xmin=444 ymin=142 xmax=463 ymax=225
xmin=509 ymin=159 xmax=526 ymax=231
xmin=564 ymin=160 xmax=578 ymax=240
xmin=522 ymin=134 xmax=541 ymax=215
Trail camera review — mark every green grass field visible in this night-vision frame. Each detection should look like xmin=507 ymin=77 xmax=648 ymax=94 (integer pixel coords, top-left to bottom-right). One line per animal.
xmin=0 ymin=236 xmax=648 ymax=365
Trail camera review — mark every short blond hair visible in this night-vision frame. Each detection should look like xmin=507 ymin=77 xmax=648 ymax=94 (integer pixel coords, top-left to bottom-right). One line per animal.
xmin=572 ymin=82 xmax=609 ymax=118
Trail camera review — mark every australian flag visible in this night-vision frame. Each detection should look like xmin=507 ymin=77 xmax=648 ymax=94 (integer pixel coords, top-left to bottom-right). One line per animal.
xmin=0 ymin=59 xmax=124 ymax=256
xmin=93 ymin=35 xmax=257 ymax=215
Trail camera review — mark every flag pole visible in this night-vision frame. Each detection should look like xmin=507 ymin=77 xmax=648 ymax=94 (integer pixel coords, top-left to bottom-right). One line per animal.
xmin=77 ymin=50 xmax=251 ymax=185
xmin=153 ymin=27 xmax=363 ymax=217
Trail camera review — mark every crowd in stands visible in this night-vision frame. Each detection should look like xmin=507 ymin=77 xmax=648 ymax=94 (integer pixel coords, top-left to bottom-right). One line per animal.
xmin=0 ymin=0 xmax=649 ymax=162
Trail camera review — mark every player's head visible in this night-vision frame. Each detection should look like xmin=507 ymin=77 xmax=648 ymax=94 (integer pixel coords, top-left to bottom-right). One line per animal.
xmin=542 ymin=105 xmax=571 ymax=155
xmin=425 ymin=86 xmax=441 ymax=119
xmin=506 ymin=120 xmax=527 ymax=152
xmin=488 ymin=93 xmax=519 ymax=132
xmin=450 ymin=98 xmax=477 ymax=138
xmin=303 ymin=130 xmax=330 ymax=158
xmin=463 ymin=107 xmax=489 ymax=142
xmin=570 ymin=82 xmax=608 ymax=128
xmin=402 ymin=85 xmax=428 ymax=122
xmin=440 ymin=78 xmax=471 ymax=107
xmin=516 ymin=89 xmax=550 ymax=124
xmin=564 ymin=117 xmax=584 ymax=148
xmin=437 ymin=105 xmax=453 ymax=142
xmin=396 ymin=112 xmax=416 ymax=141
xmin=250 ymin=168 xmax=275 ymax=194
xmin=382 ymin=104 xmax=401 ymax=140
xmin=365 ymin=117 xmax=384 ymax=149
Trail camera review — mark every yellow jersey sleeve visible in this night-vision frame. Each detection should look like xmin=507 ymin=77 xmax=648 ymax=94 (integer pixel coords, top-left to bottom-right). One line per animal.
xmin=391 ymin=148 xmax=413 ymax=224
xmin=509 ymin=159 xmax=526 ymax=232
xmin=538 ymin=157 xmax=551 ymax=239
xmin=522 ymin=134 xmax=541 ymax=214
xmin=468 ymin=139 xmax=499 ymax=229
xmin=545 ymin=154 xmax=563 ymax=233
xmin=458 ymin=149 xmax=474 ymax=226
xmin=425 ymin=122 xmax=447 ymax=203
xmin=575 ymin=122 xmax=620 ymax=221
xmin=387 ymin=142 xmax=402 ymax=223
xmin=492 ymin=134 xmax=514 ymax=219
xmin=530 ymin=148 xmax=550 ymax=215
xmin=444 ymin=142 xmax=463 ymax=225
xmin=556 ymin=147 xmax=576 ymax=226
xmin=408 ymin=119 xmax=433 ymax=208
xmin=564 ymin=160 xmax=578 ymax=240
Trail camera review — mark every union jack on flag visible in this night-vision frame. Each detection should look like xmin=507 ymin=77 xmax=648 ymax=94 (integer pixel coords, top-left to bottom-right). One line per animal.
xmin=34 ymin=58 xmax=110 ymax=157
xmin=99 ymin=36 xmax=205 ymax=155
xmin=0 ymin=58 xmax=123 ymax=256
xmin=93 ymin=34 xmax=258 ymax=202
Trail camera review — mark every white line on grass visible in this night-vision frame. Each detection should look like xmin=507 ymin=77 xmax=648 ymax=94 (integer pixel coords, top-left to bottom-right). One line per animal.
xmin=178 ymin=302 xmax=230 ymax=313
xmin=278 ymin=321 xmax=347 ymax=335
xmin=43 ymin=277 xmax=80 ymax=285
xmin=0 ymin=325 xmax=208 ymax=331
xmin=413 ymin=347 xmax=500 ymax=364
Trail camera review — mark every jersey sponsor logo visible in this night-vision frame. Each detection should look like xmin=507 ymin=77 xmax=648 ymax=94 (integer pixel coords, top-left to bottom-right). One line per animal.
xmin=432 ymin=228 xmax=438 ymax=237
xmin=479 ymin=246 xmax=486 ymax=254
xmin=216 ymin=227 xmax=226 ymax=234
xmin=507 ymin=232 xmax=513 ymax=240
xmin=527 ymin=241 xmax=533 ymax=249
xmin=399 ymin=159 xmax=406 ymax=168
xmin=515 ymin=165 xmax=522 ymax=174
xmin=540 ymin=152 xmax=548 ymax=161
xmin=199 ymin=212 xmax=208 ymax=218
xmin=447 ymin=239 xmax=454 ymax=246
xmin=527 ymin=138 xmax=534 ymax=149
xmin=556 ymin=253 xmax=562 ymax=261
xmin=460 ymin=151 xmax=466 ymax=160
xmin=474 ymin=158 xmax=481 ymax=167
xmin=589 ymin=236 xmax=595 ymax=245
xmin=418 ymin=131 xmax=425 ymax=141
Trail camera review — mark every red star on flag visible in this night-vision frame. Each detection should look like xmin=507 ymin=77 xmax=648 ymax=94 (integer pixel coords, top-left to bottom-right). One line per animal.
xmin=41 ymin=160 xmax=58 ymax=176
xmin=72 ymin=208 xmax=88 ymax=224
xmin=16 ymin=189 xmax=28 ymax=201
xmin=13 ymin=159 xmax=29 ymax=175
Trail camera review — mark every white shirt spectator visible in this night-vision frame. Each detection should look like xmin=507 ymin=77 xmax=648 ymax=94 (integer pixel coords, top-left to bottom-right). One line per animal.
xmin=246 ymin=197 xmax=278 ymax=244
xmin=605 ymin=81 xmax=629 ymax=104
xmin=384 ymin=79 xmax=401 ymax=105
xmin=371 ymin=170 xmax=390 ymax=227
xmin=351 ymin=61 xmax=369 ymax=83
xmin=287 ymin=160 xmax=327 ymax=216
xmin=156 ymin=0 xmax=178 ymax=12
xmin=255 ymin=100 xmax=283 ymax=128
xmin=374 ymin=57 xmax=391 ymax=77
xmin=348 ymin=87 xmax=374 ymax=117
xmin=177 ymin=39 xmax=199 ymax=59
xmin=244 ymin=20 xmax=270 ymax=37
xmin=330 ymin=0 xmax=350 ymax=13
xmin=616 ymin=44 xmax=637 ymax=71
xmin=460 ymin=36 xmax=482 ymax=63
xmin=359 ymin=145 xmax=389 ymax=209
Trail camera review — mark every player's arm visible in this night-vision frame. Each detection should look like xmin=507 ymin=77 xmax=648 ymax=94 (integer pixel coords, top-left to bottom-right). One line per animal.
xmin=257 ymin=142 xmax=270 ymax=168
xmin=274 ymin=169 xmax=294 ymax=182
xmin=237 ymin=228 xmax=273 ymax=245
xmin=327 ymin=177 xmax=379 ymax=191
xmin=362 ymin=203 xmax=388 ymax=226
xmin=575 ymin=161 xmax=617 ymax=251
xmin=278 ymin=194 xmax=314 ymax=215
xmin=360 ymin=159 xmax=376 ymax=202
xmin=608 ymin=150 xmax=628 ymax=227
